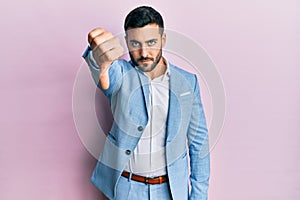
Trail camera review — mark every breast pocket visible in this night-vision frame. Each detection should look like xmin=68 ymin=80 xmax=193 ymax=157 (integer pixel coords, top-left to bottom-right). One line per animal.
xmin=179 ymin=91 xmax=193 ymax=107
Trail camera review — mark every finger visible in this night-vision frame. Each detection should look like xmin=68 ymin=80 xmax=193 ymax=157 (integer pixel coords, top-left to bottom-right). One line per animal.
xmin=88 ymin=28 xmax=105 ymax=44
xmin=98 ymin=45 xmax=124 ymax=63
xmin=92 ymin=37 xmax=122 ymax=59
xmin=90 ymin=32 xmax=114 ymax=50
xmin=97 ymin=37 xmax=122 ymax=55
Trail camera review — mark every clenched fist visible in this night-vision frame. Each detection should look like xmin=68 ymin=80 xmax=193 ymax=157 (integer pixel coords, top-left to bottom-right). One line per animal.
xmin=88 ymin=28 xmax=124 ymax=89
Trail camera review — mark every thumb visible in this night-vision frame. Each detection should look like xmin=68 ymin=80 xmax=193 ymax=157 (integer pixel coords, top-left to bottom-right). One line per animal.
xmin=99 ymin=61 xmax=112 ymax=90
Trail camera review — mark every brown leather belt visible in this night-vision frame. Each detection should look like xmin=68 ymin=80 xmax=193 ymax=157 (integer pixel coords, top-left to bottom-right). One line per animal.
xmin=121 ymin=171 xmax=168 ymax=185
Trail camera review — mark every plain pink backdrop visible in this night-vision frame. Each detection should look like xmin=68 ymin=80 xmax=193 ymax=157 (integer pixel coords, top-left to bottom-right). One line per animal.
xmin=0 ymin=0 xmax=299 ymax=199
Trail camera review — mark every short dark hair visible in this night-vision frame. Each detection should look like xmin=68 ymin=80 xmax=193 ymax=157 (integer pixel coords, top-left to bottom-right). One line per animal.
xmin=124 ymin=6 xmax=164 ymax=34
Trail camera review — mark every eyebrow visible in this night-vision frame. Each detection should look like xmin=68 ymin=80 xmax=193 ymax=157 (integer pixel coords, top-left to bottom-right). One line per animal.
xmin=129 ymin=39 xmax=158 ymax=43
xmin=146 ymin=39 xmax=158 ymax=42
xmin=129 ymin=40 xmax=140 ymax=43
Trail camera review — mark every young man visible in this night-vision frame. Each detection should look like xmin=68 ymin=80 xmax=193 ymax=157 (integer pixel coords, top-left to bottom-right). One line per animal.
xmin=83 ymin=6 xmax=210 ymax=200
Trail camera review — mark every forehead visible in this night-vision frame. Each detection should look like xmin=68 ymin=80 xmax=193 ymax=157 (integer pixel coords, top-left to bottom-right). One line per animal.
xmin=126 ymin=24 xmax=161 ymax=41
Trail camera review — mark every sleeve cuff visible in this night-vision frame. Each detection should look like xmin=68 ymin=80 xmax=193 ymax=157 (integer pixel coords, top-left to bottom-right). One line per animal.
xmin=82 ymin=46 xmax=91 ymax=59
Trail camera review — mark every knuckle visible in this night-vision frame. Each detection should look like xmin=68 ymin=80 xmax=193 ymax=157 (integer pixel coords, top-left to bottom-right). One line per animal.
xmin=93 ymin=37 xmax=103 ymax=46
xmin=92 ymin=27 xmax=105 ymax=34
xmin=103 ymin=32 xmax=113 ymax=40
xmin=106 ymin=31 xmax=113 ymax=37
xmin=88 ymin=28 xmax=105 ymax=42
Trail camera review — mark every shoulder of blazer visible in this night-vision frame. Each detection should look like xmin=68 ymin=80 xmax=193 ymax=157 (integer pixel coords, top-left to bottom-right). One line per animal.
xmin=169 ymin=63 xmax=197 ymax=88
xmin=169 ymin=63 xmax=196 ymax=77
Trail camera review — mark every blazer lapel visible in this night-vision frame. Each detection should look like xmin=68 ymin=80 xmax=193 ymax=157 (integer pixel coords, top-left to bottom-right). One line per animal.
xmin=136 ymin=70 xmax=151 ymax=118
xmin=166 ymin=68 xmax=182 ymax=143
xmin=128 ymin=60 xmax=151 ymax=118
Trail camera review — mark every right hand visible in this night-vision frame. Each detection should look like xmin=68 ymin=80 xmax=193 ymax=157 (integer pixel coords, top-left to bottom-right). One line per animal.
xmin=88 ymin=28 xmax=124 ymax=89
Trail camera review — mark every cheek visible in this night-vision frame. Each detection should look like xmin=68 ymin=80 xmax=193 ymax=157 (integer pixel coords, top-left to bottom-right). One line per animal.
xmin=153 ymin=49 xmax=162 ymax=58
xmin=129 ymin=50 xmax=139 ymax=58
xmin=151 ymin=46 xmax=162 ymax=54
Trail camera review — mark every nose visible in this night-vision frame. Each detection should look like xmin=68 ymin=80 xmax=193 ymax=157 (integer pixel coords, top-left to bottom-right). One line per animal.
xmin=139 ymin=46 xmax=149 ymax=58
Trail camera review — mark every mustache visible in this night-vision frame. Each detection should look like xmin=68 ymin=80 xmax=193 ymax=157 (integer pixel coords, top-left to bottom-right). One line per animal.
xmin=137 ymin=57 xmax=154 ymax=62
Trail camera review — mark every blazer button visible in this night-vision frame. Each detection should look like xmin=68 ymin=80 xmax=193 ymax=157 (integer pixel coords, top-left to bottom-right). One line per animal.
xmin=125 ymin=150 xmax=131 ymax=155
xmin=137 ymin=126 xmax=143 ymax=131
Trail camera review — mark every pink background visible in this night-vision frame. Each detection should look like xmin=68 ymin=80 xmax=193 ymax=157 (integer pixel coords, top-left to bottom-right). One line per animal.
xmin=1 ymin=0 xmax=299 ymax=199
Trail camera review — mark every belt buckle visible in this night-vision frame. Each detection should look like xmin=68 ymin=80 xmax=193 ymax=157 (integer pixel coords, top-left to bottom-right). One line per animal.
xmin=144 ymin=176 xmax=162 ymax=184
xmin=145 ymin=176 xmax=157 ymax=184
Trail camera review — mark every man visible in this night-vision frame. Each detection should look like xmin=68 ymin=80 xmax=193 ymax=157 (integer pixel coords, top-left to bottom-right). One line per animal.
xmin=82 ymin=6 xmax=210 ymax=200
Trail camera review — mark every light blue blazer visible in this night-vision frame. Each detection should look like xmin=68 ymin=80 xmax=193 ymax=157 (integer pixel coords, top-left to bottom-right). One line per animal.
xmin=83 ymin=48 xmax=210 ymax=200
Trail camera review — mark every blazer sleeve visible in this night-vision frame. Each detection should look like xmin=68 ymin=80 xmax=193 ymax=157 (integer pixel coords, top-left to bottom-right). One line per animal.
xmin=187 ymin=74 xmax=210 ymax=200
xmin=82 ymin=46 xmax=123 ymax=99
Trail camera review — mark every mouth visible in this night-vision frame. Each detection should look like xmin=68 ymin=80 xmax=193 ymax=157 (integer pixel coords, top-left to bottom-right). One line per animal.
xmin=139 ymin=60 xmax=151 ymax=64
xmin=138 ymin=58 xmax=153 ymax=64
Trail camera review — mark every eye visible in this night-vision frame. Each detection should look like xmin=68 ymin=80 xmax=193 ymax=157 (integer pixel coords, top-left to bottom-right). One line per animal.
xmin=131 ymin=41 xmax=140 ymax=47
xmin=148 ymin=40 xmax=157 ymax=46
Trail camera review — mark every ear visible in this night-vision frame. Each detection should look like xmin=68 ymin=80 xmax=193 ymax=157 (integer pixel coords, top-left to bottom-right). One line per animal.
xmin=161 ymin=32 xmax=166 ymax=47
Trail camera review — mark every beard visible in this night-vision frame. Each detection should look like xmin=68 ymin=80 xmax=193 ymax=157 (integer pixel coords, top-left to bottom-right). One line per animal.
xmin=129 ymin=49 xmax=163 ymax=72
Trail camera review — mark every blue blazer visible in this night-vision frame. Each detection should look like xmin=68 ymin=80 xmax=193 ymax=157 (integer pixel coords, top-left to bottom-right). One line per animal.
xmin=84 ymin=49 xmax=210 ymax=200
